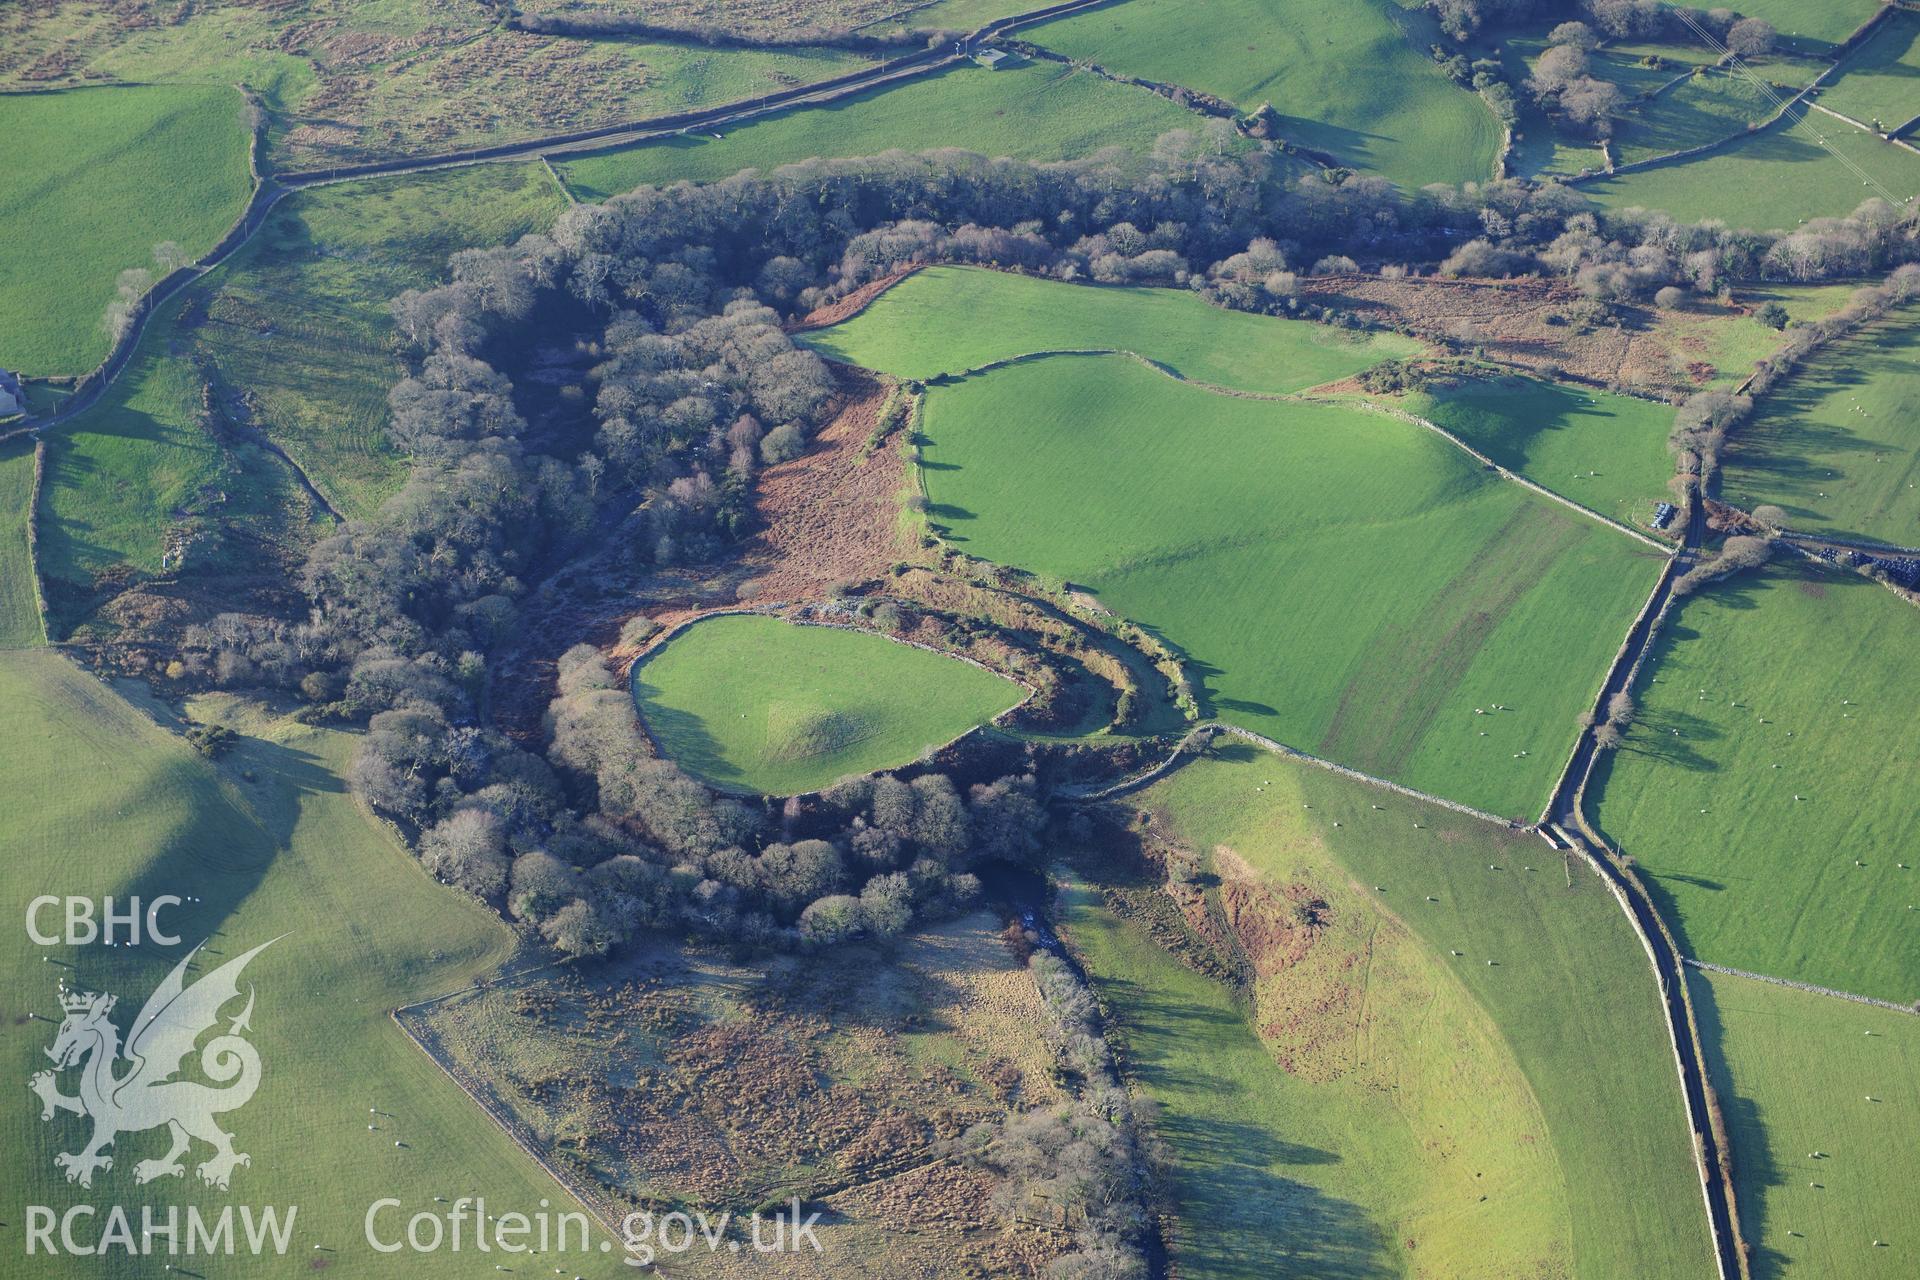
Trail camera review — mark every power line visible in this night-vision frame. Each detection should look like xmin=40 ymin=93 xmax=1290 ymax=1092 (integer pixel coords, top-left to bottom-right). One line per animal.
xmin=1662 ymin=5 xmax=1903 ymax=208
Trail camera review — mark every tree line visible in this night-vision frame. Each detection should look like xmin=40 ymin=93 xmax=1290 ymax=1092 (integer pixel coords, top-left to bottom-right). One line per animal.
xmin=168 ymin=139 xmax=1920 ymax=958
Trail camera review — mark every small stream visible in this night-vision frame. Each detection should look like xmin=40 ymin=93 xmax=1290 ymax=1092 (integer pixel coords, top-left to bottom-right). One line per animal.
xmin=977 ymin=861 xmax=1074 ymax=966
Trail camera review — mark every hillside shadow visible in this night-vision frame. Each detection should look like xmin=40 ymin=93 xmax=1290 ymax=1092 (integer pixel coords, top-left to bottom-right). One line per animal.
xmin=1089 ymin=963 xmax=1394 ymax=1278
xmin=53 ymin=741 xmax=291 ymax=1000
xmin=630 ymin=675 xmax=742 ymax=784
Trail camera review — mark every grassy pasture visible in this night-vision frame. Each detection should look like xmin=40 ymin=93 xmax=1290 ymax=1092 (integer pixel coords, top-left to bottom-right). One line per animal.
xmin=35 ymin=163 xmax=566 ymax=633
xmin=1818 ymin=11 xmax=1920 ymax=130
xmin=0 ymin=437 xmax=45 ymax=648
xmin=803 ymin=265 xmax=1420 ymax=392
xmin=202 ymin=163 xmax=569 ymax=519
xmin=1692 ymin=969 xmax=1920 ymax=1280
xmin=1656 ymin=284 xmax=1858 ymax=388
xmin=1399 ymin=373 xmax=1677 ymax=526
xmin=1590 ymin=557 xmax=1920 ymax=1001
xmin=0 ymin=0 xmax=862 ymax=172
xmin=632 ymin=614 xmax=1024 ymax=795
xmin=1722 ymin=0 xmax=1887 ymax=53
xmin=1722 ymin=307 xmax=1920 ymax=545
xmin=919 ymin=354 xmax=1663 ymax=818
xmin=1064 ymin=745 xmax=1714 ymax=1278
xmin=1024 ymin=0 xmax=1500 ymax=188
xmin=0 ymin=654 xmax=619 ymax=1277
xmin=1611 ymin=68 xmax=1779 ymax=168
xmin=1580 ymin=113 xmax=1920 ymax=231
xmin=0 ymin=84 xmax=253 ymax=378
xmin=556 ymin=59 xmax=1229 ymax=200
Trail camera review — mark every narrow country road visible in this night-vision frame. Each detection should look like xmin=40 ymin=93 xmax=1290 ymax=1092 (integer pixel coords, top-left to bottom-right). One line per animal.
xmin=28 ymin=0 xmax=1127 ymax=435
xmin=1544 ymin=488 xmax=1741 ymax=1280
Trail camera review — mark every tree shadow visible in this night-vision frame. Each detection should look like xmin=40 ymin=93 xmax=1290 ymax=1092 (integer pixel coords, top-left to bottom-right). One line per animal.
xmin=1687 ymin=971 xmax=1785 ymax=1277
xmin=926 ymin=502 xmax=975 ymax=521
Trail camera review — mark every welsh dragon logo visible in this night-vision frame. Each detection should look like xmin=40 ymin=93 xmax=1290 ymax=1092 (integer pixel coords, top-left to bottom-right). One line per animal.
xmin=29 ymin=939 xmax=276 ymax=1190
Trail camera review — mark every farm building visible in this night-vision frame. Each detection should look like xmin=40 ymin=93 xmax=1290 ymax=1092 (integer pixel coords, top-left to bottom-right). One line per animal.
xmin=0 ymin=370 xmax=23 ymax=417
xmin=973 ymin=48 xmax=1010 ymax=70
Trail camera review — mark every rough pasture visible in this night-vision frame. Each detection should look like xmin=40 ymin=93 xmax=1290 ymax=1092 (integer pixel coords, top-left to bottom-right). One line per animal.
xmin=557 ymin=60 xmax=1230 ymax=201
xmin=1063 ymin=745 xmax=1713 ymax=1279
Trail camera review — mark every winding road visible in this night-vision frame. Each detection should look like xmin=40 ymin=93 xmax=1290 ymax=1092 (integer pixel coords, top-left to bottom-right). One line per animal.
xmin=31 ymin=0 xmax=1131 ymax=436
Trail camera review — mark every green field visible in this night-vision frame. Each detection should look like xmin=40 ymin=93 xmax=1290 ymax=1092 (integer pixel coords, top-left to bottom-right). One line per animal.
xmin=1658 ymin=284 xmax=1858 ymax=389
xmin=1400 ymin=374 xmax=1677 ymax=527
xmin=1025 ymin=0 xmax=1500 ymax=187
xmin=1730 ymin=0 xmax=1886 ymax=53
xmin=1722 ymin=308 xmax=1920 ymax=545
xmin=1819 ymin=11 xmax=1920 ymax=131
xmin=36 ymin=163 xmax=567 ymax=632
xmin=1581 ymin=113 xmax=1920 ymax=231
xmin=0 ymin=653 xmax=620 ymax=1277
xmin=1612 ymin=69 xmax=1781 ymax=169
xmin=0 ymin=437 xmax=45 ymax=647
xmin=633 ymin=614 xmax=1024 ymax=794
xmin=1591 ymin=558 xmax=1920 ymax=1001
xmin=0 ymin=85 xmax=254 ymax=377
xmin=1693 ymin=970 xmax=1920 ymax=1280
xmin=200 ymin=163 xmax=568 ymax=518
xmin=557 ymin=59 xmax=1232 ymax=201
xmin=920 ymin=354 xmax=1663 ymax=817
xmin=1063 ymin=745 xmax=1713 ymax=1278
xmin=804 ymin=265 xmax=1421 ymax=392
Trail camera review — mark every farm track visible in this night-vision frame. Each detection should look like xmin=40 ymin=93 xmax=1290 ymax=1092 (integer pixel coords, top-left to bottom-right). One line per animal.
xmin=1547 ymin=487 xmax=1747 ymax=1278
